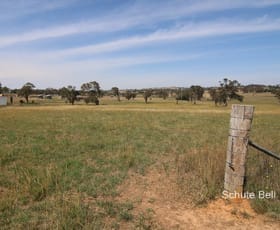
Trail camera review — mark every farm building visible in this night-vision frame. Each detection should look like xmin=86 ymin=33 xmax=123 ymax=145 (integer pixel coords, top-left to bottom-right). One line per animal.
xmin=0 ymin=96 xmax=7 ymax=106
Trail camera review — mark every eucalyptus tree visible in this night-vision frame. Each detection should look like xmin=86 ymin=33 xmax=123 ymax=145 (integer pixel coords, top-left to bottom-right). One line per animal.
xmin=271 ymin=85 xmax=280 ymax=101
xmin=143 ymin=90 xmax=152 ymax=104
xmin=124 ymin=90 xmax=137 ymax=100
xmin=59 ymin=86 xmax=79 ymax=105
xmin=157 ymin=89 xmax=168 ymax=100
xmin=210 ymin=78 xmax=243 ymax=106
xmin=175 ymin=88 xmax=190 ymax=104
xmin=190 ymin=85 xmax=204 ymax=104
xmin=111 ymin=87 xmax=120 ymax=101
xmin=81 ymin=81 xmax=101 ymax=105
xmin=18 ymin=82 xmax=35 ymax=103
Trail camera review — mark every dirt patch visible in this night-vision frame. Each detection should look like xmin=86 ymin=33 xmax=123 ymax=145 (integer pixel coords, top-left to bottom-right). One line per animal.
xmin=117 ymin=167 xmax=280 ymax=229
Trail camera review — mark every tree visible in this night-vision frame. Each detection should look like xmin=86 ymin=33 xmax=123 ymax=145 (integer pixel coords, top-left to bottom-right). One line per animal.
xmin=175 ymin=88 xmax=190 ymax=103
xmin=190 ymin=85 xmax=204 ymax=104
xmin=81 ymin=81 xmax=101 ymax=96
xmin=2 ymin=86 xmax=10 ymax=94
xmin=124 ymin=91 xmax=132 ymax=100
xmin=123 ymin=90 xmax=136 ymax=100
xmin=45 ymin=88 xmax=58 ymax=95
xmin=81 ymin=81 xmax=101 ymax=105
xmin=210 ymin=78 xmax=243 ymax=106
xmin=276 ymin=91 xmax=280 ymax=102
xmin=272 ymin=86 xmax=280 ymax=103
xmin=111 ymin=87 xmax=120 ymax=101
xmin=276 ymin=91 xmax=280 ymax=100
xmin=0 ymin=83 xmax=10 ymax=95
xmin=157 ymin=89 xmax=168 ymax=100
xmin=18 ymin=82 xmax=35 ymax=103
xmin=59 ymin=86 xmax=78 ymax=105
xmin=209 ymin=88 xmax=217 ymax=101
xmin=131 ymin=91 xmax=137 ymax=100
xmin=143 ymin=90 xmax=152 ymax=104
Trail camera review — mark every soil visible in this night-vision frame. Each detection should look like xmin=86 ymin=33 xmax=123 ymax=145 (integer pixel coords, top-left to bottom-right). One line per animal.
xmin=117 ymin=168 xmax=280 ymax=230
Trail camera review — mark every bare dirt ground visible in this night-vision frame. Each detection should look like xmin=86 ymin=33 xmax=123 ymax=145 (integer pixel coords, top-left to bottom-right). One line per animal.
xmin=117 ymin=167 xmax=280 ymax=230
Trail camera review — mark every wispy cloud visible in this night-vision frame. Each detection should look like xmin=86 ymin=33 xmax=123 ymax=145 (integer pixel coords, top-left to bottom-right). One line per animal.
xmin=0 ymin=18 xmax=139 ymax=48
xmin=1 ymin=0 xmax=280 ymax=89
xmin=0 ymin=0 xmax=77 ymax=21
xmin=0 ymin=52 xmax=203 ymax=76
xmin=0 ymin=52 xmax=204 ymax=88
xmin=127 ymin=0 xmax=280 ymax=23
xmin=51 ymin=17 xmax=280 ymax=57
xmin=1 ymin=0 xmax=280 ymax=48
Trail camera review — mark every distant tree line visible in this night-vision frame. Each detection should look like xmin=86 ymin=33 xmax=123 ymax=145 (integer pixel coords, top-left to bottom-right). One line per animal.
xmin=1 ymin=79 xmax=279 ymax=105
xmin=242 ymin=84 xmax=268 ymax=94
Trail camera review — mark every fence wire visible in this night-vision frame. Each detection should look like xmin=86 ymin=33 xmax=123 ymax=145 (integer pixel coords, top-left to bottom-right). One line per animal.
xmin=249 ymin=140 xmax=280 ymax=161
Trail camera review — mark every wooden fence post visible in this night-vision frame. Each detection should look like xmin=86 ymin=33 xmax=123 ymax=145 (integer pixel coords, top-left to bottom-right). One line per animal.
xmin=224 ymin=104 xmax=254 ymax=195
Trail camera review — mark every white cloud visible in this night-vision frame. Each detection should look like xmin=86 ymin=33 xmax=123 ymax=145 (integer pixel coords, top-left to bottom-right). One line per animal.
xmin=1 ymin=0 xmax=280 ymax=47
xmin=120 ymin=0 xmax=280 ymax=25
xmin=1 ymin=0 xmax=280 ymax=89
xmin=50 ymin=17 xmax=280 ymax=57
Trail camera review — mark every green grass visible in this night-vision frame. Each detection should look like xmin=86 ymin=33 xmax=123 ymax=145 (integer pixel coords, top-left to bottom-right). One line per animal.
xmin=0 ymin=93 xmax=279 ymax=228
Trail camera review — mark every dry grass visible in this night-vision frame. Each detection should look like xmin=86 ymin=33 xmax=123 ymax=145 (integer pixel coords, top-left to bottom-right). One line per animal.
xmin=0 ymin=93 xmax=279 ymax=228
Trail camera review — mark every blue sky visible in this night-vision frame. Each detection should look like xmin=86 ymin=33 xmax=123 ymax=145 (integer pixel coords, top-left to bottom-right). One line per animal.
xmin=0 ymin=0 xmax=280 ymax=89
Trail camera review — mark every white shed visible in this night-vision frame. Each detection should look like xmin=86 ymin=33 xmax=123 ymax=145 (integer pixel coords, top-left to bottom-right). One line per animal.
xmin=0 ymin=96 xmax=7 ymax=106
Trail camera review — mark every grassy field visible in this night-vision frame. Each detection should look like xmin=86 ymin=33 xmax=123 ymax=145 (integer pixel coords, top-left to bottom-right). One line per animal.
xmin=0 ymin=93 xmax=279 ymax=229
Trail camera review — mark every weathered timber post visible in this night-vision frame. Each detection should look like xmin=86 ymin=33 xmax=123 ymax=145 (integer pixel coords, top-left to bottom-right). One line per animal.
xmin=224 ymin=104 xmax=254 ymax=195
